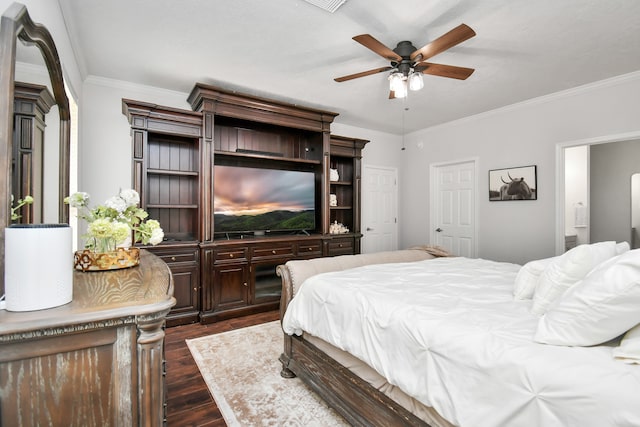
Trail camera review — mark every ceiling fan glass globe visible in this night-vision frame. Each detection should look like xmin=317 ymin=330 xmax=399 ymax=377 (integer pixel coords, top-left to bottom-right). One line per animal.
xmin=409 ymin=72 xmax=424 ymax=91
xmin=394 ymin=82 xmax=408 ymax=98
xmin=388 ymin=72 xmax=405 ymax=92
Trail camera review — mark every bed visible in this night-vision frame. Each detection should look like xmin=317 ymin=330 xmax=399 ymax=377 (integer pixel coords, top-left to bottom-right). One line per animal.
xmin=277 ymin=244 xmax=640 ymax=427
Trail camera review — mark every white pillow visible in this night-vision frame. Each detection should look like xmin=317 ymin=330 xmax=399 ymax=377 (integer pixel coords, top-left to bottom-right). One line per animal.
xmin=535 ymin=249 xmax=640 ymax=346
xmin=530 ymin=241 xmax=617 ymax=316
xmin=613 ymin=324 xmax=640 ymax=364
xmin=513 ymin=257 xmax=555 ymax=300
xmin=616 ymin=241 xmax=631 ymax=255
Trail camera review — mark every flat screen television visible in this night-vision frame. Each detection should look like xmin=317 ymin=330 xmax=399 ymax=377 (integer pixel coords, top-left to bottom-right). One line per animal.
xmin=214 ymin=165 xmax=316 ymax=235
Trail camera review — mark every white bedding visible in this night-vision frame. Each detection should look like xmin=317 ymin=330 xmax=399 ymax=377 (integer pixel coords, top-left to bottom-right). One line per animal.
xmin=282 ymin=257 xmax=640 ymax=427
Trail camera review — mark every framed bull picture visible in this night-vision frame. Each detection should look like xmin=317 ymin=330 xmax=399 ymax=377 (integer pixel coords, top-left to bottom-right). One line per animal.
xmin=489 ymin=165 xmax=537 ymax=201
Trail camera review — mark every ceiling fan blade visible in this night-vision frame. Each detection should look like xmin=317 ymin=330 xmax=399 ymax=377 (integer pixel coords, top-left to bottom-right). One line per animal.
xmin=416 ymin=62 xmax=475 ymax=80
xmin=353 ymin=34 xmax=402 ymax=62
xmin=334 ymin=66 xmax=392 ymax=82
xmin=410 ymin=23 xmax=476 ymax=62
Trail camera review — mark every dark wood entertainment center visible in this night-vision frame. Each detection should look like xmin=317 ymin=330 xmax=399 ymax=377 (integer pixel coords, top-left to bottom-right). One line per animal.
xmin=123 ymin=83 xmax=368 ymax=326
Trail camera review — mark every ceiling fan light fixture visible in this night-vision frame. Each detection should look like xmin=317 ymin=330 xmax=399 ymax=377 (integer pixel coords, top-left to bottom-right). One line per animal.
xmin=388 ymin=72 xmax=405 ymax=93
xmin=409 ymin=71 xmax=424 ymax=91
xmin=394 ymin=82 xmax=408 ymax=99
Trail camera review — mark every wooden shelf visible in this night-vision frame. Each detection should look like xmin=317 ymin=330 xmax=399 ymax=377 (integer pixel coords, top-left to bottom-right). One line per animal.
xmin=147 ymin=168 xmax=199 ymax=176
xmin=330 ymin=206 xmax=353 ymax=210
xmin=214 ymin=150 xmax=321 ymax=165
xmin=330 ymin=181 xmax=351 ymax=186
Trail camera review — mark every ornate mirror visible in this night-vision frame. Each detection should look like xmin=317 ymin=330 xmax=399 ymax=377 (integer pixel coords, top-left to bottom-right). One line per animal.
xmin=0 ymin=2 xmax=71 ymax=291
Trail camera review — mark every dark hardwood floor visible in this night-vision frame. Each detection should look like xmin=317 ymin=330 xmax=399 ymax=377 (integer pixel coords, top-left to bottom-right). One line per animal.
xmin=165 ymin=310 xmax=280 ymax=426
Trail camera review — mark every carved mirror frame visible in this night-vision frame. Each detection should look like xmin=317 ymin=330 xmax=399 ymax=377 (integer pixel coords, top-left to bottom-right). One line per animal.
xmin=0 ymin=2 xmax=70 ymax=290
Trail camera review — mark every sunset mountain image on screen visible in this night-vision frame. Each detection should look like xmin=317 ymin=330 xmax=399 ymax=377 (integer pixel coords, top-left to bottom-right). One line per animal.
xmin=213 ymin=165 xmax=316 ymax=233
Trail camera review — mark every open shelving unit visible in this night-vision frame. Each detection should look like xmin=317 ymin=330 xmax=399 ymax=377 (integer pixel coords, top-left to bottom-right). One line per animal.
xmin=122 ymin=99 xmax=203 ymax=326
xmin=329 ymin=134 xmax=368 ymax=250
xmin=145 ymin=134 xmax=200 ymax=241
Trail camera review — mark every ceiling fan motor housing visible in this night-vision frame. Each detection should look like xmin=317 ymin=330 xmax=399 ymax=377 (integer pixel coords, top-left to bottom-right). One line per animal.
xmin=392 ymin=41 xmax=418 ymax=75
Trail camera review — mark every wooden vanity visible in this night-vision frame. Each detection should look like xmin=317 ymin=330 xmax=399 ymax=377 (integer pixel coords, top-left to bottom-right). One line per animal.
xmin=0 ymin=250 xmax=175 ymax=426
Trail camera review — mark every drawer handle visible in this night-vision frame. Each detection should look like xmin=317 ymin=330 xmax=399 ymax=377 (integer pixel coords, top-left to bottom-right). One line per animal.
xmin=272 ymin=250 xmax=276 ymax=254
xmin=170 ymin=256 xmax=176 ymax=262
xmin=229 ymin=253 xmax=234 ymax=258
xmin=339 ymin=244 xmax=343 ymax=248
xmin=308 ymin=247 xmax=313 ymax=251
xmin=243 ymin=282 xmax=248 ymax=287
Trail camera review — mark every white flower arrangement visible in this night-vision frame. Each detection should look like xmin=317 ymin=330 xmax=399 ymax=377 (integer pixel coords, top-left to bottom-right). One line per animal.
xmin=65 ymin=189 xmax=164 ymax=252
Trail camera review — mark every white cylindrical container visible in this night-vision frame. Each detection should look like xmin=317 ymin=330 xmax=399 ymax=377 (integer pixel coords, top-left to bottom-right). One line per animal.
xmin=4 ymin=224 xmax=73 ymax=311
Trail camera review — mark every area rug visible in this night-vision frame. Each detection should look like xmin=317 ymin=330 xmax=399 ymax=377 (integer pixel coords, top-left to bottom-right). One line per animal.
xmin=186 ymin=321 xmax=348 ymax=426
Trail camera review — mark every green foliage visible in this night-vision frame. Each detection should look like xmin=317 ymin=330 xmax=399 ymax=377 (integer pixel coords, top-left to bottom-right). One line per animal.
xmin=215 ymin=210 xmax=315 ymax=233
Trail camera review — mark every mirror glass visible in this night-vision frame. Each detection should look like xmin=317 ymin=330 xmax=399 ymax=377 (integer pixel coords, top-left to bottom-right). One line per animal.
xmin=14 ymin=38 xmax=61 ymax=224
xmin=563 ymin=137 xmax=640 ymax=251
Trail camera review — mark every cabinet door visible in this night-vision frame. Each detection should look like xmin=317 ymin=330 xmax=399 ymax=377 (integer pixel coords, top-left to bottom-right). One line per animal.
xmin=252 ymin=262 xmax=283 ymax=304
xmin=166 ymin=263 xmax=200 ymax=326
xmin=213 ymin=263 xmax=249 ymax=311
xmin=146 ymin=246 xmax=200 ymax=326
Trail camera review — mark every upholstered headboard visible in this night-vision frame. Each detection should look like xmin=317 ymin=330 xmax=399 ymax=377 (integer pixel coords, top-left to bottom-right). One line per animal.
xmin=277 ymin=248 xmax=442 ymax=319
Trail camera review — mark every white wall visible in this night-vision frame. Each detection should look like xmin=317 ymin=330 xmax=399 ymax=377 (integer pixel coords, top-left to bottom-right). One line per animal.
xmin=79 ymin=77 xmax=190 ymax=205
xmin=399 ymin=71 xmax=640 ymax=264
xmin=330 ymin=123 xmax=403 ymax=171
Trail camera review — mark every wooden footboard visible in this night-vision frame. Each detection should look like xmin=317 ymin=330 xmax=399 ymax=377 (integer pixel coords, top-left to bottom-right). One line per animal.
xmin=277 ymin=258 xmax=433 ymax=427
xmin=279 ymin=334 xmax=430 ymax=427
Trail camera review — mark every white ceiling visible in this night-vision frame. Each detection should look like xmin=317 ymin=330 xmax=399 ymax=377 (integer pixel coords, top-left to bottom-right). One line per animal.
xmin=56 ymin=0 xmax=640 ymax=134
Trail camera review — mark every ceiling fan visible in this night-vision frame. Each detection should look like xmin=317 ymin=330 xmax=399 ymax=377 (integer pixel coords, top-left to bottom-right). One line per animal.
xmin=334 ymin=24 xmax=476 ymax=99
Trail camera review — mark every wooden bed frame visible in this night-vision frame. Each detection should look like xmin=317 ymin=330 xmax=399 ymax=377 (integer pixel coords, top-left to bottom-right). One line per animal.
xmin=276 ymin=250 xmax=444 ymax=427
xmin=278 ymin=330 xmax=429 ymax=426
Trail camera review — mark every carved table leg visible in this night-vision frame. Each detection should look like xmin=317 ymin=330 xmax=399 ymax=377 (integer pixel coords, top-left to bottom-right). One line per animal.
xmin=137 ymin=310 xmax=170 ymax=427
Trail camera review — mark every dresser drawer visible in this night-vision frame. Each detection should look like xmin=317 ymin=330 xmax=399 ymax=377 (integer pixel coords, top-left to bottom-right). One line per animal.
xmin=214 ymin=248 xmax=248 ymax=262
xmin=296 ymin=240 xmax=323 ymax=257
xmin=149 ymin=247 xmax=198 ymax=264
xmin=327 ymin=237 xmax=355 ymax=256
xmin=251 ymin=242 xmax=295 ymax=260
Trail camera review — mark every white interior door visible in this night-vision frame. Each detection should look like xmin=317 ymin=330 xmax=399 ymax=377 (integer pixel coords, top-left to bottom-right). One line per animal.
xmin=362 ymin=165 xmax=398 ymax=253
xmin=430 ymin=160 xmax=477 ymax=257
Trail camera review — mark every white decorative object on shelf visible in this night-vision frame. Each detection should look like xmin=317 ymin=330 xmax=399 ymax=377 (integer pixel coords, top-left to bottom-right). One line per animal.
xmin=330 ymin=168 xmax=340 ymax=182
xmin=329 ymin=194 xmax=337 ymax=206
xmin=330 ymin=220 xmax=349 ymax=234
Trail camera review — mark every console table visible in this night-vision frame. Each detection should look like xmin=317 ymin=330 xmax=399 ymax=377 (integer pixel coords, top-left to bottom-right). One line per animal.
xmin=0 ymin=250 xmax=175 ymax=426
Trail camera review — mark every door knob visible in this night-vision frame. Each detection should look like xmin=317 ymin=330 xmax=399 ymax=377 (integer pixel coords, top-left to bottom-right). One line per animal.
xmin=435 ymin=227 xmax=443 ymax=232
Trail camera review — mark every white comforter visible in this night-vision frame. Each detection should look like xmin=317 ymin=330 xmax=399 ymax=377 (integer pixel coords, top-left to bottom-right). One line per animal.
xmin=282 ymin=257 xmax=640 ymax=427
